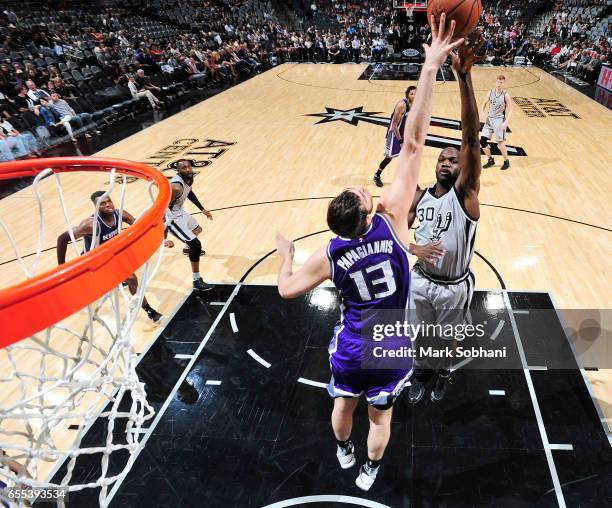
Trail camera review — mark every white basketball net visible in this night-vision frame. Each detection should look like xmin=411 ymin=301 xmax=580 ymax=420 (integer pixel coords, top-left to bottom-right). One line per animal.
xmin=0 ymin=167 xmax=165 ymax=506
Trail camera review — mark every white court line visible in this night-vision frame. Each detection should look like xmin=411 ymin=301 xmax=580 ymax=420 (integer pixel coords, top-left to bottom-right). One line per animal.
xmin=209 ymin=301 xmax=226 ymax=306
xmin=205 ymin=380 xmax=222 ymax=386
xmin=261 ymin=494 xmax=391 ymax=508
xmin=298 ymin=377 xmax=328 ymax=389
xmin=229 ymin=312 xmax=239 ymax=333
xmin=174 ymin=353 xmax=193 ymax=359
xmin=513 ymin=310 xmax=530 ymax=314
xmin=502 ymin=290 xmax=566 ymax=508
xmin=549 ymin=444 xmax=574 ymax=451
xmin=452 ymin=319 xmax=505 ymax=371
xmin=528 ymin=366 xmax=548 ymax=371
xmin=247 ymin=349 xmax=271 ymax=369
xmin=104 ymin=283 xmax=242 ymax=507
xmin=43 ymin=289 xmax=193 ymax=486
xmin=489 ymin=319 xmax=505 ymax=341
xmin=489 ymin=390 xmax=506 ymax=396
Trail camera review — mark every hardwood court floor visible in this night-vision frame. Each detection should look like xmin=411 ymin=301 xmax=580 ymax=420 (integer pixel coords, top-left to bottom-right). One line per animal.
xmin=1 ymin=64 xmax=611 ymax=481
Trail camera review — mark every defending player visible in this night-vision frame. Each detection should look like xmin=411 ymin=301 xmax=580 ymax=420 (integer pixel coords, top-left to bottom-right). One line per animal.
xmin=276 ymin=15 xmax=463 ymax=491
xmin=480 ymin=75 xmax=513 ymax=170
xmin=373 ymin=86 xmax=417 ymax=188
xmin=56 ymin=191 xmax=167 ymax=323
xmin=166 ymin=159 xmax=214 ymax=292
xmin=407 ymin=32 xmax=484 ymax=404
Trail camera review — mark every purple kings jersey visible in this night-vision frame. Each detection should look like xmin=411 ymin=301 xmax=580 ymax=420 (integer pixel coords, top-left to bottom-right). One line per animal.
xmin=327 ymin=213 xmax=411 ymax=340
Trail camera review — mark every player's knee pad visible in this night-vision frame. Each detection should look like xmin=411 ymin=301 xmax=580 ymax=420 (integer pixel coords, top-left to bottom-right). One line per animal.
xmin=187 ymin=237 xmax=202 ymax=262
xmin=480 ymin=136 xmax=489 ymax=148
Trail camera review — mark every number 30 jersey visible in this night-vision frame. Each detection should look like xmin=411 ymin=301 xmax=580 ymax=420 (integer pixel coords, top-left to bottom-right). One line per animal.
xmin=414 ymin=186 xmax=478 ymax=284
xmin=327 ymin=213 xmax=411 ymax=339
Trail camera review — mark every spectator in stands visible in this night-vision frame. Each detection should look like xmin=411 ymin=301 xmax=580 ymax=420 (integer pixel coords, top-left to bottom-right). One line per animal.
xmin=49 ymin=92 xmax=91 ymax=142
xmin=0 ymin=118 xmax=41 ymax=157
xmin=351 ymin=35 xmax=361 ymax=63
xmin=26 ymin=79 xmax=50 ymax=104
xmin=53 ymin=77 xmax=79 ymax=99
xmin=136 ymin=68 xmax=165 ymax=102
xmin=13 ymin=85 xmax=33 ymax=113
xmin=127 ymin=73 xmax=162 ymax=110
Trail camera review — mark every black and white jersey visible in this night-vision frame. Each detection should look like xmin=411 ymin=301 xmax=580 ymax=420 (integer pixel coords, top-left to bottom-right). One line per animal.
xmin=169 ymin=174 xmax=191 ymax=217
xmin=414 ymin=186 xmax=477 ymax=284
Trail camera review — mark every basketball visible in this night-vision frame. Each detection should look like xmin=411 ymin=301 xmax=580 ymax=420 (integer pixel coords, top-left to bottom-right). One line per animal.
xmin=427 ymin=0 xmax=483 ymax=40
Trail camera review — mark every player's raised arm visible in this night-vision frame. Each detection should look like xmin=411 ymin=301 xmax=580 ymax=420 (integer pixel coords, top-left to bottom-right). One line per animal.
xmin=56 ymin=218 xmax=93 ymax=264
xmin=378 ymin=14 xmax=463 ymax=227
xmin=276 ymin=234 xmax=330 ymax=299
xmin=452 ymin=32 xmax=484 ymax=219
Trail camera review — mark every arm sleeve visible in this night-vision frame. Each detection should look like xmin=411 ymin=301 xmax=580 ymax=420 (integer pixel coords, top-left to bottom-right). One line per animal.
xmin=187 ymin=190 xmax=204 ymax=211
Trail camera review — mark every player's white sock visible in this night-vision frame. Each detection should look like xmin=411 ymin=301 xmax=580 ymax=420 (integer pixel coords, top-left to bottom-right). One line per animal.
xmin=192 ymin=272 xmax=201 ymax=281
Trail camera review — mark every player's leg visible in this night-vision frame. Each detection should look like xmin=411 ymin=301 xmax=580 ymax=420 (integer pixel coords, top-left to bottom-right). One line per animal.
xmin=124 ymin=274 xmax=163 ymax=322
xmin=480 ymin=119 xmax=495 ymax=167
xmin=497 ymin=123 xmax=510 ymax=170
xmin=331 ymin=397 xmax=359 ymax=469
xmin=373 ymin=157 xmax=392 ymax=187
xmin=355 ymin=403 xmax=393 ymax=491
xmin=167 ymin=215 xmax=213 ymax=291
xmin=373 ymin=131 xmax=395 ymax=187
xmin=429 ymin=276 xmax=473 ymax=402
xmin=356 ymin=368 xmax=409 ymax=491
xmin=182 ymin=224 xmax=205 ymax=256
xmin=408 ymin=271 xmax=435 ymax=404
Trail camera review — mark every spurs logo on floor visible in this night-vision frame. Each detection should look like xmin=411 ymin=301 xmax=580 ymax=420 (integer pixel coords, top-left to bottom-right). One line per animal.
xmin=306 ymin=107 xmax=527 ymax=156
xmin=138 ymin=138 xmax=237 ymax=176
xmin=512 ymin=97 xmax=580 ymax=118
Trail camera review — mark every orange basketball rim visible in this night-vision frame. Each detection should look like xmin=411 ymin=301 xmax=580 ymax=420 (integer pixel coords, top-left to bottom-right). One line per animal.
xmin=0 ymin=157 xmax=171 ymax=347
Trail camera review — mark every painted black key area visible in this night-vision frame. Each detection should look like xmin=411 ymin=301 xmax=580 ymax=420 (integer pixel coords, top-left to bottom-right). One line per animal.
xmin=48 ymin=286 xmax=612 ymax=508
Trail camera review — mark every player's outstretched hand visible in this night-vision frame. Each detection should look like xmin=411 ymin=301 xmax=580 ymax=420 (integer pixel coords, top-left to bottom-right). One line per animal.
xmin=411 ymin=240 xmax=445 ymax=265
xmin=203 ymin=209 xmax=213 ymax=220
xmin=450 ymin=28 xmax=485 ymax=75
xmin=276 ymin=233 xmax=295 ymax=259
xmin=164 ymin=239 xmax=174 ymax=248
xmin=423 ymin=13 xmax=465 ymax=69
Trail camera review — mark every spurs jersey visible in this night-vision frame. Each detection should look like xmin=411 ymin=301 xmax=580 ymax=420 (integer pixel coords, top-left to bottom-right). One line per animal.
xmin=83 ymin=211 xmax=120 ymax=251
xmin=169 ymin=174 xmax=191 ymax=216
xmin=487 ymin=89 xmax=507 ymax=120
xmin=414 ymin=186 xmax=477 ymax=284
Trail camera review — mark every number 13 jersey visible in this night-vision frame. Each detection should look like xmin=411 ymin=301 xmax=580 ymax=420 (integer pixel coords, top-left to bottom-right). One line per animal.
xmin=414 ymin=186 xmax=477 ymax=284
xmin=327 ymin=213 xmax=411 ymax=339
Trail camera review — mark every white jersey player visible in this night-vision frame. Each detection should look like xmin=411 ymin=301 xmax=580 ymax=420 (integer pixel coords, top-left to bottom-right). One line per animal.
xmin=167 ymin=159 xmax=214 ymax=291
xmin=407 ymin=35 xmax=484 ymax=404
xmin=480 ymin=74 xmax=513 ymax=170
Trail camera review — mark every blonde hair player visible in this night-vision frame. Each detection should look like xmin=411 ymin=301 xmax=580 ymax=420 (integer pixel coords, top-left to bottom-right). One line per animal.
xmin=480 ymin=75 xmax=513 ymax=170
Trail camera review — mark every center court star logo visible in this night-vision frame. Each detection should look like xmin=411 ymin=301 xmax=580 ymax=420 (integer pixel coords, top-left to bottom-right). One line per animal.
xmin=306 ymin=107 xmax=388 ymax=126
xmin=305 ymin=106 xmax=527 ymax=156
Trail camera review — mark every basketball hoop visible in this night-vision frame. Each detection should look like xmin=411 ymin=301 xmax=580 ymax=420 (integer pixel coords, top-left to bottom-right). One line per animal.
xmin=394 ymin=0 xmax=428 ymax=18
xmin=0 ymin=157 xmax=170 ymax=505
xmin=405 ymin=4 xmax=415 ymax=20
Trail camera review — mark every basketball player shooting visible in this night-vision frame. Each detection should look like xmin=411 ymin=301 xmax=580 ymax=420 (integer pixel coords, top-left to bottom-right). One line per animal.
xmin=56 ymin=191 xmax=168 ymax=323
xmin=275 ymin=15 xmax=463 ymax=492
xmin=373 ymin=86 xmax=416 ymax=188
xmin=166 ymin=159 xmax=214 ymax=292
xmin=480 ymin=75 xmax=513 ymax=170
xmin=407 ymin=31 xmax=484 ymax=404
